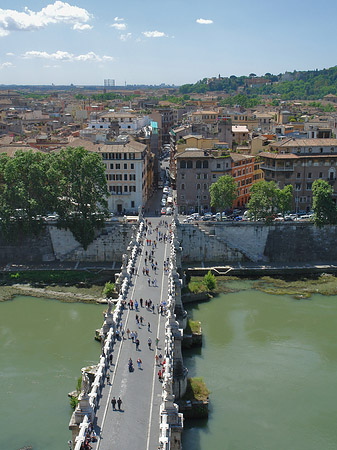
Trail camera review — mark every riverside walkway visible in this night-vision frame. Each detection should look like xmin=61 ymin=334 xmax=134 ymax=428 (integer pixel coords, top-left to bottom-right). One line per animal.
xmin=93 ymin=217 xmax=170 ymax=450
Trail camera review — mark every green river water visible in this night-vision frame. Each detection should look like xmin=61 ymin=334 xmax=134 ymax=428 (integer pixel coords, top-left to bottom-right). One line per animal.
xmin=2 ymin=282 xmax=337 ymax=450
xmin=182 ymin=280 xmax=337 ymax=450
xmin=0 ymin=296 xmax=104 ymax=450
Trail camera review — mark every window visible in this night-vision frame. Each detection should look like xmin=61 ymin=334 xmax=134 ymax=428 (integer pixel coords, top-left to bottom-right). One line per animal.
xmin=181 ymin=184 xmax=185 ymax=190
xmin=196 ymin=160 xmax=202 ymax=169
xmin=238 ymin=170 xmax=241 ymax=176
xmin=180 ymin=160 xmax=186 ymax=169
xmin=116 ymin=163 xmax=121 ymax=170
xmin=124 ymin=174 xmax=128 ymax=181
xmin=295 ymin=183 xmax=301 ymax=191
xmin=124 ymin=185 xmax=128 ymax=192
xmin=212 ymin=174 xmax=216 ymax=178
xmin=129 ymin=174 xmax=136 ymax=181
xmin=131 ymin=163 xmax=134 ymax=170
xmin=203 ymin=183 xmax=207 ymax=190
xmin=131 ymin=201 xmax=135 ymax=208
xmin=187 ymin=161 xmax=193 ymax=169
xmin=203 ymin=195 xmax=207 ymax=200
xmin=124 ymin=163 xmax=127 ymax=169
xmin=203 ymin=161 xmax=208 ymax=169
xmin=196 ymin=174 xmax=201 ymax=179
xmin=217 ymin=163 xmax=221 ymax=168
xmin=204 ymin=174 xmax=208 ymax=179
xmin=197 ymin=183 xmax=201 ymax=190
xmin=306 ymin=183 xmax=312 ymax=190
xmin=308 ymin=147 xmax=312 ymax=153
xmin=319 ymin=172 xmax=323 ymax=178
xmin=110 ymin=163 xmax=114 ymax=169
xmin=320 ymin=148 xmax=323 ymax=153
xmin=296 ymin=172 xmax=301 ymax=178
xmin=308 ymin=172 xmax=312 ymax=179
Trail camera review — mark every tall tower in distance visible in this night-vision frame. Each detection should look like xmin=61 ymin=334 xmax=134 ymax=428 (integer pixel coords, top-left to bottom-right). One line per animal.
xmin=104 ymin=79 xmax=115 ymax=88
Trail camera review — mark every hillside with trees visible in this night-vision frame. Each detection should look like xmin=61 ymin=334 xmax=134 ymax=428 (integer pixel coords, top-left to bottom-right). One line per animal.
xmin=180 ymin=66 xmax=337 ymax=101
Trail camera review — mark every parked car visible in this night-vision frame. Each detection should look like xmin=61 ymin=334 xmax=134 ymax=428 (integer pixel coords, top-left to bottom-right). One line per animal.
xmin=166 ymin=207 xmax=173 ymax=215
xmin=161 ymin=207 xmax=167 ymax=215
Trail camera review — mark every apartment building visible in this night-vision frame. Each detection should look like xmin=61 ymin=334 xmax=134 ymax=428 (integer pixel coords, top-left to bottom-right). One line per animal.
xmin=98 ymin=138 xmax=154 ymax=214
xmin=260 ymin=138 xmax=337 ymax=211
xmin=176 ymin=148 xmax=259 ymax=213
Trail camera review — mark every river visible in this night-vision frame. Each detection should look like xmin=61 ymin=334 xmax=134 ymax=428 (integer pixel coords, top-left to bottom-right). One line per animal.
xmin=0 ymin=295 xmax=104 ymax=450
xmin=182 ymin=280 xmax=337 ymax=450
xmin=2 ymin=283 xmax=337 ymax=450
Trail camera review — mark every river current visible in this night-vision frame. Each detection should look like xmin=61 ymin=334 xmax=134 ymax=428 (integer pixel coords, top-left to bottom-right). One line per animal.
xmin=2 ymin=282 xmax=337 ymax=450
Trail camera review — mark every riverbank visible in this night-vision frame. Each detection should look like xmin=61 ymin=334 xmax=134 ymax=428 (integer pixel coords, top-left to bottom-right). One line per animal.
xmin=183 ymin=273 xmax=337 ymax=300
xmin=0 ymin=283 xmax=107 ymax=303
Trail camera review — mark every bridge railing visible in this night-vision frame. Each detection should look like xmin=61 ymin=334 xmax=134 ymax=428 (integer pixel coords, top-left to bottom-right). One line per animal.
xmin=159 ymin=221 xmax=184 ymax=449
xmin=70 ymin=218 xmax=145 ymax=447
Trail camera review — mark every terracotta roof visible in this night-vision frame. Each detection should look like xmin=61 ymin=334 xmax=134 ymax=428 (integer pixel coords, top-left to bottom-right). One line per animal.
xmin=230 ymin=153 xmax=254 ymax=162
xmin=176 ymin=148 xmax=209 ymax=158
xmin=259 ymin=152 xmax=298 ymax=159
xmin=273 ymin=138 xmax=337 ymax=147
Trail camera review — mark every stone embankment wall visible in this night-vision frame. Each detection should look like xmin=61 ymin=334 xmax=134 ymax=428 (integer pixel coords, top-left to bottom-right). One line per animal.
xmin=0 ymin=223 xmax=132 ymax=264
xmin=2 ymin=221 xmax=337 ymax=266
xmin=179 ymin=222 xmax=337 ymax=265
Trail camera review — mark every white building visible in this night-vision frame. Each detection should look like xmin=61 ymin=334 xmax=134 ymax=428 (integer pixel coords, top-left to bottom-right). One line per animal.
xmin=98 ymin=138 xmax=154 ymax=214
xmin=88 ymin=111 xmax=151 ymax=132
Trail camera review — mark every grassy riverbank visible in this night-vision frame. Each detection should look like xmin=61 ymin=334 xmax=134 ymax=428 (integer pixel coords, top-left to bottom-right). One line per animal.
xmin=0 ymin=270 xmax=114 ymax=302
xmin=185 ymin=273 xmax=337 ymax=300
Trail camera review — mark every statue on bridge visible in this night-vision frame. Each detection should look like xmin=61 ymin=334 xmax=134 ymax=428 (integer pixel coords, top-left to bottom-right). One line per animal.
xmin=81 ymin=369 xmax=90 ymax=395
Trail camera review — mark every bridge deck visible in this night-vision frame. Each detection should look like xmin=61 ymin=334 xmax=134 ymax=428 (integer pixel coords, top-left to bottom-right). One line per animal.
xmin=92 ymin=217 xmax=171 ymax=450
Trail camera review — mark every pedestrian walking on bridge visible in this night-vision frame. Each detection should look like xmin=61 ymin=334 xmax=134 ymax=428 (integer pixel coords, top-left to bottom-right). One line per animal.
xmin=117 ymin=397 xmax=122 ymax=410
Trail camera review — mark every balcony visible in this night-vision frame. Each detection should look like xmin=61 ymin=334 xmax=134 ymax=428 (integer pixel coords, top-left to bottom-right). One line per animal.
xmin=261 ymin=164 xmax=294 ymax=172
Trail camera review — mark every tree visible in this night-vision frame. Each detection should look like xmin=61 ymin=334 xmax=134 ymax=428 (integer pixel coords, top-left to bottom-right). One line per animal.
xmin=312 ymin=179 xmax=337 ymax=227
xmin=0 ymin=150 xmax=57 ymax=239
xmin=247 ymin=180 xmax=280 ymax=221
xmin=278 ymin=185 xmax=293 ymax=217
xmin=51 ymin=147 xmax=109 ymax=249
xmin=204 ymin=271 xmax=216 ymax=291
xmin=209 ymin=175 xmax=237 ymax=218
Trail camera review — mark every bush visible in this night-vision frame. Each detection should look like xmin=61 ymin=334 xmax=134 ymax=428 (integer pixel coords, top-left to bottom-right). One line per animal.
xmin=204 ymin=271 xmax=216 ymax=291
xmin=103 ymin=281 xmax=115 ymax=298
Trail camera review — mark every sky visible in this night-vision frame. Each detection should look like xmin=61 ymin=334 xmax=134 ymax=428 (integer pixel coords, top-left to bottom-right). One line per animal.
xmin=0 ymin=0 xmax=336 ymax=86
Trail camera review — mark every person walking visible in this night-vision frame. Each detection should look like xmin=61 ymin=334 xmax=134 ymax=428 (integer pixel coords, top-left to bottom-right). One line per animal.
xmin=148 ymin=338 xmax=152 ymax=350
xmin=111 ymin=397 xmax=117 ymax=410
xmin=155 ymin=337 xmax=159 ymax=348
xmin=106 ymin=373 xmax=110 ymax=384
xmin=109 ymin=353 xmax=113 ymax=364
xmin=135 ymin=338 xmax=140 ymax=351
xmin=117 ymin=397 xmax=122 ymax=411
xmin=155 ymin=354 xmax=159 ymax=366
xmin=137 ymin=358 xmax=142 ymax=369
xmin=148 ymin=322 xmax=151 ymax=332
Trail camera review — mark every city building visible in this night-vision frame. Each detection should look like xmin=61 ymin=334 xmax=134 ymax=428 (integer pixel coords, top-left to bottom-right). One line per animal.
xmin=260 ymin=138 xmax=337 ymax=211
xmin=98 ymin=137 xmax=154 ymax=214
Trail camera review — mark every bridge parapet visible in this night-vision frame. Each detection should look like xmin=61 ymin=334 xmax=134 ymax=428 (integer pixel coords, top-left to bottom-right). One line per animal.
xmin=69 ymin=215 xmax=145 ymax=448
xmin=158 ymin=226 xmax=185 ymax=449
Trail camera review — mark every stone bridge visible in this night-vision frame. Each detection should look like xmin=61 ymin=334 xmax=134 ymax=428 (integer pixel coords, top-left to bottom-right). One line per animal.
xmin=69 ymin=211 xmax=187 ymax=450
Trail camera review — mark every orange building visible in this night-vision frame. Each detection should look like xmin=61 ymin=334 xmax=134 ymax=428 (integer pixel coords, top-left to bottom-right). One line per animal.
xmin=230 ymin=153 xmax=255 ymax=208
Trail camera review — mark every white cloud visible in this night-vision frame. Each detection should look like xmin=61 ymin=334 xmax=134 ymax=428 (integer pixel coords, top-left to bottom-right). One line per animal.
xmin=23 ymin=50 xmax=114 ymax=62
xmin=0 ymin=1 xmax=93 ymax=36
xmin=6 ymin=52 xmax=14 ymax=56
xmin=111 ymin=22 xmax=126 ymax=30
xmin=120 ymin=32 xmax=132 ymax=41
xmin=142 ymin=30 xmax=167 ymax=38
xmin=73 ymin=23 xmax=92 ymax=31
xmin=0 ymin=62 xmax=13 ymax=69
xmin=196 ymin=18 xmax=213 ymax=24
xmin=114 ymin=16 xmax=124 ymax=22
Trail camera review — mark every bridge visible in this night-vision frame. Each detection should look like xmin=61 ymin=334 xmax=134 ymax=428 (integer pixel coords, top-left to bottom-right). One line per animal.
xmin=69 ymin=211 xmax=187 ymax=450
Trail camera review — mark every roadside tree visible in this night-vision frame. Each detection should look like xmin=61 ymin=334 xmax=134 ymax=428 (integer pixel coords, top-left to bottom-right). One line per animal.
xmin=312 ymin=179 xmax=337 ymax=227
xmin=51 ymin=147 xmax=109 ymax=249
xmin=209 ymin=175 xmax=237 ymax=219
xmin=247 ymin=180 xmax=280 ymax=221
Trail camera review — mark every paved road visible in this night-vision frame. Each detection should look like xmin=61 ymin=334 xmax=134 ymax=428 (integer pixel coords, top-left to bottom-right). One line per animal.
xmin=92 ymin=217 xmax=172 ymax=450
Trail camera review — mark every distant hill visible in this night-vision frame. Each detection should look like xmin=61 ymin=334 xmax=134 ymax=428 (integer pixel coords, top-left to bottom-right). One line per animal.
xmin=179 ymin=66 xmax=337 ymax=101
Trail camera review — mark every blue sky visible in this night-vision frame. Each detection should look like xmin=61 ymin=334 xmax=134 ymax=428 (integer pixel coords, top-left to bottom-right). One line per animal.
xmin=0 ymin=0 xmax=336 ymax=86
